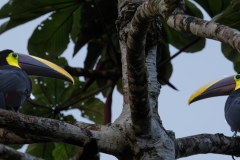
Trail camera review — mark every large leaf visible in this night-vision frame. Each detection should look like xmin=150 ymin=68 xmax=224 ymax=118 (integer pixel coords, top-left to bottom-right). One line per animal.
xmin=84 ymin=40 xmax=104 ymax=70
xmin=193 ymin=0 xmax=230 ymax=17
xmin=21 ymin=76 xmax=104 ymax=124
xmin=27 ymin=5 xmax=80 ymax=58
xmin=26 ymin=143 xmax=55 ymax=160
xmin=211 ymin=0 xmax=240 ymax=72
xmin=52 ymin=143 xmax=80 ymax=159
xmin=0 ymin=0 xmax=79 ymax=34
xmin=72 ymin=2 xmax=103 ymax=56
xmin=72 ymin=0 xmax=118 ymax=56
xmin=157 ymin=41 xmax=173 ymax=84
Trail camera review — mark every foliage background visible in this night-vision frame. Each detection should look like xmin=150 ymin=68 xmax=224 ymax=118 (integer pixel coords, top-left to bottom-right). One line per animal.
xmin=0 ymin=0 xmax=237 ymax=159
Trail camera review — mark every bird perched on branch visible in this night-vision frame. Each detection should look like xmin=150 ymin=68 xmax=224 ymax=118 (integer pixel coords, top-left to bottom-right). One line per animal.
xmin=0 ymin=49 xmax=74 ymax=111
xmin=188 ymin=74 xmax=240 ymax=135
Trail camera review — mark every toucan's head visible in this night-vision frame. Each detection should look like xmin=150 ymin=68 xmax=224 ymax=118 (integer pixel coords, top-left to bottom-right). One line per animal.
xmin=0 ymin=49 xmax=74 ymax=84
xmin=188 ymin=74 xmax=240 ymax=105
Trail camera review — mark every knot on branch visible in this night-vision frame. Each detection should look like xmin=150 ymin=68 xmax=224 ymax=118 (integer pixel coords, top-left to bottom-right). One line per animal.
xmin=158 ymin=0 xmax=185 ymax=18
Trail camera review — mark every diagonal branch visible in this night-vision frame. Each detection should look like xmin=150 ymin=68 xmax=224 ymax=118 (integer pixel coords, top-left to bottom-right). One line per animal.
xmin=126 ymin=1 xmax=154 ymax=133
xmin=0 ymin=110 xmax=126 ymax=157
xmin=146 ymin=0 xmax=240 ymax=52
xmin=0 ymin=144 xmax=42 ymax=160
xmin=175 ymin=133 xmax=240 ymax=159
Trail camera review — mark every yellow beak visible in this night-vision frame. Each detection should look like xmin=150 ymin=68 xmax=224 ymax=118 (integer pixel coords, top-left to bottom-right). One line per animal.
xmin=18 ymin=53 xmax=74 ymax=84
xmin=188 ymin=75 xmax=236 ymax=105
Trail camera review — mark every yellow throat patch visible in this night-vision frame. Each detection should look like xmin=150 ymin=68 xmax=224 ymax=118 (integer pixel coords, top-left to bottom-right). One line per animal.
xmin=6 ymin=52 xmax=20 ymax=68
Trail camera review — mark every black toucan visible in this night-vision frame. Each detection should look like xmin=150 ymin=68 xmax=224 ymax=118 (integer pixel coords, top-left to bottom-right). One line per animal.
xmin=0 ymin=49 xmax=74 ymax=111
xmin=188 ymin=74 xmax=240 ymax=133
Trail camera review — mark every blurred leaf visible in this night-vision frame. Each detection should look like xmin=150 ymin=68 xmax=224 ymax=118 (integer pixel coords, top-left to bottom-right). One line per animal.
xmin=185 ymin=0 xmax=203 ymax=19
xmin=211 ymin=1 xmax=240 ymax=73
xmin=73 ymin=2 xmax=102 ymax=56
xmin=221 ymin=43 xmax=240 ymax=72
xmin=71 ymin=5 xmax=82 ymax=43
xmin=53 ymin=143 xmax=80 ymax=159
xmin=21 ymin=73 xmax=104 ymax=124
xmin=72 ymin=0 xmax=118 ymax=56
xmin=26 ymin=143 xmax=55 ymax=160
xmin=117 ymin=78 xmax=123 ymax=95
xmin=157 ymin=41 xmax=173 ymax=83
xmin=0 ymin=0 xmax=79 ymax=34
xmin=84 ymin=40 xmax=104 ymax=70
xmin=28 ymin=5 xmax=79 ymax=58
xmin=193 ymin=0 xmax=230 ymax=17
xmin=7 ymin=144 xmax=23 ymax=150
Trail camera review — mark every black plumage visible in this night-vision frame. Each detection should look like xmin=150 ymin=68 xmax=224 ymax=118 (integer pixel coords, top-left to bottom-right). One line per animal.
xmin=0 ymin=66 xmax=31 ymax=111
xmin=0 ymin=49 xmax=73 ymax=112
xmin=225 ymin=89 xmax=240 ymax=132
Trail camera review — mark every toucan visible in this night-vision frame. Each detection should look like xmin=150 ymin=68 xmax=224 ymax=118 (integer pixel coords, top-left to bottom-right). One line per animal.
xmin=0 ymin=49 xmax=74 ymax=111
xmin=188 ymin=74 xmax=240 ymax=134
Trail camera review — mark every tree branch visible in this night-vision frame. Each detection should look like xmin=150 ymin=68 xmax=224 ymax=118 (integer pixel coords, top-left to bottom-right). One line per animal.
xmin=126 ymin=1 xmax=154 ymax=133
xmin=143 ymin=0 xmax=240 ymax=52
xmin=0 ymin=110 xmax=127 ymax=157
xmin=0 ymin=144 xmax=41 ymax=160
xmin=175 ymin=133 xmax=240 ymax=159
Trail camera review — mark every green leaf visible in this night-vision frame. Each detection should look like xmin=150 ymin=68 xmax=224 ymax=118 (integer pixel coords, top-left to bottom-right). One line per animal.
xmin=7 ymin=144 xmax=23 ymax=150
xmin=213 ymin=1 xmax=240 ymax=30
xmin=71 ymin=4 xmax=82 ymax=43
xmin=209 ymin=0 xmax=240 ymax=73
xmin=84 ymin=40 xmax=104 ymax=70
xmin=72 ymin=0 xmax=118 ymax=56
xmin=77 ymin=96 xmax=104 ymax=124
xmin=185 ymin=0 xmax=203 ymax=19
xmin=162 ymin=22 xmax=205 ymax=53
xmin=157 ymin=41 xmax=173 ymax=82
xmin=72 ymin=2 xmax=103 ymax=56
xmin=26 ymin=143 xmax=55 ymax=160
xmin=0 ymin=0 xmax=79 ymax=34
xmin=117 ymin=78 xmax=123 ymax=95
xmin=221 ymin=43 xmax=240 ymax=72
xmin=27 ymin=5 xmax=79 ymax=58
xmin=52 ymin=143 xmax=80 ymax=159
xmin=193 ymin=0 xmax=230 ymax=17
xmin=21 ymin=74 xmax=104 ymax=123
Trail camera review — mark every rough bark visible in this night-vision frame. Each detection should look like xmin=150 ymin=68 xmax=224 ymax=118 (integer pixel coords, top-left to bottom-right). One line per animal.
xmin=175 ymin=134 xmax=240 ymax=158
xmin=0 ymin=110 xmax=127 ymax=157
xmin=0 ymin=144 xmax=42 ymax=160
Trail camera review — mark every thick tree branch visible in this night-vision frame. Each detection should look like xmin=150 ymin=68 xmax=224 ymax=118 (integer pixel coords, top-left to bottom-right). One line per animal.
xmin=0 ymin=144 xmax=41 ymax=160
xmin=0 ymin=110 xmax=127 ymax=157
xmin=126 ymin=1 xmax=155 ymax=133
xmin=175 ymin=134 xmax=240 ymax=159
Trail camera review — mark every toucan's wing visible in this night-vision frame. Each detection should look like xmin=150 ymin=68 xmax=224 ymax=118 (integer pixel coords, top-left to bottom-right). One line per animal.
xmin=0 ymin=67 xmax=31 ymax=93
xmin=0 ymin=92 xmax=6 ymax=110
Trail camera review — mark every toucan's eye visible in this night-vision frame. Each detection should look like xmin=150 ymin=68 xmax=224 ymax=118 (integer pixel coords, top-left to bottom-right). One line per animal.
xmin=12 ymin=53 xmax=18 ymax=59
xmin=236 ymin=75 xmax=240 ymax=79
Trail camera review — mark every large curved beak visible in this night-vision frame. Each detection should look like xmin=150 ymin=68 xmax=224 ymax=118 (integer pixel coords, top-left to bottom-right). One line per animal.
xmin=18 ymin=53 xmax=74 ymax=84
xmin=188 ymin=75 xmax=236 ymax=105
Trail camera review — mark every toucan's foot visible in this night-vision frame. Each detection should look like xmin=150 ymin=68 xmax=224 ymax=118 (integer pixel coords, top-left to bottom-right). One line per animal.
xmin=232 ymin=131 xmax=237 ymax=137
xmin=232 ymin=131 xmax=238 ymax=160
